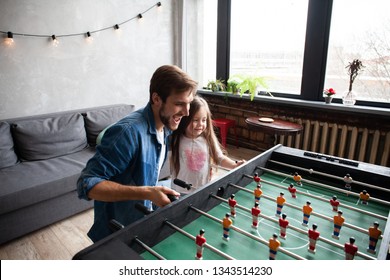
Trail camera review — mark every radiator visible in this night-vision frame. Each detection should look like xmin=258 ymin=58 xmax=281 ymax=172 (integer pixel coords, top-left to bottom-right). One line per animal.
xmin=276 ymin=117 xmax=390 ymax=167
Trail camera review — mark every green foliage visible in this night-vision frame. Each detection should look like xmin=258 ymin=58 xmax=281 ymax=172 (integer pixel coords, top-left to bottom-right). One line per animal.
xmin=228 ymin=74 xmax=268 ymax=100
xmin=227 ymin=76 xmax=243 ymax=94
xmin=206 ymin=79 xmax=226 ymax=92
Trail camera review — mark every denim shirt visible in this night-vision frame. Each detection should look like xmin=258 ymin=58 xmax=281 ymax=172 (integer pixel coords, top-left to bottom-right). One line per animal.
xmin=77 ymin=102 xmax=171 ymax=242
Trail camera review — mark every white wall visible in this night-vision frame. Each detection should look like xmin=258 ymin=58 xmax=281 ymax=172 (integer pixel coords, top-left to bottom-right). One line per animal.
xmin=0 ymin=0 xmax=180 ymax=119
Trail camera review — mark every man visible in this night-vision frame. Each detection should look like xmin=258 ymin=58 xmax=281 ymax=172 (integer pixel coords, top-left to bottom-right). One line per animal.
xmin=77 ymin=65 xmax=197 ymax=242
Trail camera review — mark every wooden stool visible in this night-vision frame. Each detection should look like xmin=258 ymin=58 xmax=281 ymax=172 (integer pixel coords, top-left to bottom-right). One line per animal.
xmin=212 ymin=118 xmax=238 ymax=148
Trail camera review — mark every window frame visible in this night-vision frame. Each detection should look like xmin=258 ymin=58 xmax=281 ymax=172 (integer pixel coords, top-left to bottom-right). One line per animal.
xmin=215 ymin=0 xmax=389 ymax=108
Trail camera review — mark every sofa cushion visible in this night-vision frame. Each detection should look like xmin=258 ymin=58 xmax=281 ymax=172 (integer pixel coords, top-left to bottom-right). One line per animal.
xmin=83 ymin=104 xmax=135 ymax=146
xmin=0 ymin=147 xmax=95 ymax=215
xmin=11 ymin=113 xmax=88 ymax=161
xmin=0 ymin=122 xmax=19 ymax=169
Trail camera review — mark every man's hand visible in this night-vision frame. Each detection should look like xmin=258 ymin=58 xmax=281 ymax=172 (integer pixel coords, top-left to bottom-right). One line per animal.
xmin=150 ymin=186 xmax=180 ymax=207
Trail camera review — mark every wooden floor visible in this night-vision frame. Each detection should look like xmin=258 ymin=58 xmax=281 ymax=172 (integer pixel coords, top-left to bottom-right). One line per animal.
xmin=0 ymin=145 xmax=260 ymax=260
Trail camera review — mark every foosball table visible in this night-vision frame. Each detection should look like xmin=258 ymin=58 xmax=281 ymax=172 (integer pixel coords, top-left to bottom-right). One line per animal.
xmin=73 ymin=145 xmax=390 ymax=260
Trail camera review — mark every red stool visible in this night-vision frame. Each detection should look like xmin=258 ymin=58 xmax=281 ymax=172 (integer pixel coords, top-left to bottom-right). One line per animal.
xmin=212 ymin=118 xmax=238 ymax=148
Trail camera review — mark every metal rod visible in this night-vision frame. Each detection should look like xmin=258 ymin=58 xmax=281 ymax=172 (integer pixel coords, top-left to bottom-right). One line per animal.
xmin=210 ymin=194 xmax=376 ymax=260
xmin=189 ymin=205 xmax=306 ymax=260
xmin=134 ymin=237 xmax=166 ymax=260
xmin=229 ymin=182 xmax=371 ymax=236
xmin=257 ymin=166 xmax=390 ymax=206
xmin=164 ymin=220 xmax=235 ymax=260
xmin=242 ymin=173 xmax=387 ymax=221
xmin=268 ymin=159 xmax=390 ymax=194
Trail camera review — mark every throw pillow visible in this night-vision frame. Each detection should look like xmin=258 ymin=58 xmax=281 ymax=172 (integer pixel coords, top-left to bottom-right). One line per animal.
xmin=11 ymin=113 xmax=88 ymax=161
xmin=83 ymin=104 xmax=135 ymax=146
xmin=0 ymin=122 xmax=19 ymax=169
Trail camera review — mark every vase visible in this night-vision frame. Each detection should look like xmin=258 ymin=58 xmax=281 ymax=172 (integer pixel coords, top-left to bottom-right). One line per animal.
xmin=324 ymin=96 xmax=333 ymax=104
xmin=342 ymin=90 xmax=357 ymax=106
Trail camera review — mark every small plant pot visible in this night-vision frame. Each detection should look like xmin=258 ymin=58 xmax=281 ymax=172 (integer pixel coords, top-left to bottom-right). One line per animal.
xmin=324 ymin=96 xmax=333 ymax=104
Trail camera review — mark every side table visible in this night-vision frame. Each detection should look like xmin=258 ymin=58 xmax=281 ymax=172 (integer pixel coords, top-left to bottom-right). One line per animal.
xmin=245 ymin=117 xmax=303 ymax=147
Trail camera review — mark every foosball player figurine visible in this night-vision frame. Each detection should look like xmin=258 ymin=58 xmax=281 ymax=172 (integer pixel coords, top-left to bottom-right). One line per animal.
xmin=359 ymin=190 xmax=370 ymax=205
xmin=344 ymin=237 xmax=358 ymax=260
xmin=308 ymin=223 xmax=320 ymax=254
xmin=332 ymin=210 xmax=345 ymax=240
xmin=228 ymin=194 xmax=237 ymax=218
xmin=251 ymin=202 xmax=261 ymax=229
xmin=302 ymin=201 xmax=313 ymax=226
xmin=195 ymin=229 xmax=206 ymax=260
xmin=288 ymin=183 xmax=297 ymax=198
xmin=268 ymin=233 xmax=281 ymax=260
xmin=367 ymin=221 xmax=382 ymax=254
xmin=293 ymin=172 xmax=302 ymax=186
xmin=222 ymin=213 xmax=233 ymax=241
xmin=330 ymin=195 xmax=340 ymax=212
xmin=253 ymin=183 xmax=263 ymax=204
xmin=253 ymin=172 xmax=261 ymax=183
xmin=343 ymin=174 xmax=353 ymax=194
xmin=275 ymin=192 xmax=286 ymax=217
xmin=279 ymin=213 xmax=289 ymax=239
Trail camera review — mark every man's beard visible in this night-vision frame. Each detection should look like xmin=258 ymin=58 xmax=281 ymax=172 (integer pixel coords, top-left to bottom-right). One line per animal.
xmin=159 ymin=105 xmax=179 ymax=131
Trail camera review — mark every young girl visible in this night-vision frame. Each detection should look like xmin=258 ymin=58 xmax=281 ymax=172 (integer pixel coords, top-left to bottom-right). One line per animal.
xmin=170 ymin=96 xmax=245 ymax=194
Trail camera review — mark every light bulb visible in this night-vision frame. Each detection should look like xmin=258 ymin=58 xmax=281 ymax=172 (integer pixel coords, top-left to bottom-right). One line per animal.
xmin=51 ymin=34 xmax=59 ymax=47
xmin=86 ymin=31 xmax=94 ymax=43
xmin=4 ymin=31 xmax=14 ymax=46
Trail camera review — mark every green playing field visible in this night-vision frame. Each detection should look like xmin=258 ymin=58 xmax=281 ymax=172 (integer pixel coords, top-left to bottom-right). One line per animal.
xmin=141 ymin=171 xmax=389 ymax=260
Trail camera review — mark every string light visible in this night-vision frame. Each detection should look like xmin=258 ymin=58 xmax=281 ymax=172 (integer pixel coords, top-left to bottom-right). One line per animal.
xmin=85 ymin=31 xmax=93 ymax=43
xmin=1 ymin=2 xmax=162 ymax=44
xmin=4 ymin=31 xmax=14 ymax=46
xmin=51 ymin=34 xmax=59 ymax=46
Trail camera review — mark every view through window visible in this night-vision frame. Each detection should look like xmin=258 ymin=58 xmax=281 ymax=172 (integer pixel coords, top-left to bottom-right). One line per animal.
xmin=324 ymin=0 xmax=390 ymax=103
xmin=230 ymin=0 xmax=308 ymax=95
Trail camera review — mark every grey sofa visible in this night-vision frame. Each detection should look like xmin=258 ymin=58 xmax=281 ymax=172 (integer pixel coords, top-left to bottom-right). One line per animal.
xmin=0 ymin=104 xmax=141 ymax=245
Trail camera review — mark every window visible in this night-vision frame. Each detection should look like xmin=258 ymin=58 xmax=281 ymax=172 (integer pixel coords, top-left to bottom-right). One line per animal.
xmin=324 ymin=0 xmax=390 ymax=103
xmin=199 ymin=0 xmax=390 ymax=107
xmin=184 ymin=0 xmax=218 ymax=89
xmin=230 ymin=0 xmax=308 ymax=95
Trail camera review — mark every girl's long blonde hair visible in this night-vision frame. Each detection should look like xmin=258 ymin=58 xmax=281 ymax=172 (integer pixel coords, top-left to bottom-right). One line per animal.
xmin=170 ymin=96 xmax=224 ymax=176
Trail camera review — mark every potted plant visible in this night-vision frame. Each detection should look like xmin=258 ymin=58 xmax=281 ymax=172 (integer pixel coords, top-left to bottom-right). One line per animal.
xmin=227 ymin=76 xmax=243 ymax=94
xmin=228 ymin=74 xmax=268 ymax=101
xmin=343 ymin=59 xmax=364 ymax=106
xmin=323 ymin=88 xmax=336 ymax=104
xmin=206 ymin=79 xmax=226 ymax=92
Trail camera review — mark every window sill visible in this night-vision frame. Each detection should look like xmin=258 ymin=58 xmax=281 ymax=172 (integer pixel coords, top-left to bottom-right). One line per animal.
xmin=198 ymin=90 xmax=390 ymax=118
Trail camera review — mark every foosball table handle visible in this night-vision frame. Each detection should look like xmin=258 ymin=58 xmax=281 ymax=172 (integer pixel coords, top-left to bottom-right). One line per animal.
xmin=109 ymin=219 xmax=124 ymax=233
xmin=173 ymin=178 xmax=192 ymax=190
